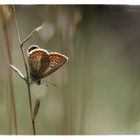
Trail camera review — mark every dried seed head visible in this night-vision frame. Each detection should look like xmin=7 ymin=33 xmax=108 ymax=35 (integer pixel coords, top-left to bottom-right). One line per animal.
xmin=9 ymin=64 xmax=27 ymax=82
xmin=32 ymin=99 xmax=40 ymax=121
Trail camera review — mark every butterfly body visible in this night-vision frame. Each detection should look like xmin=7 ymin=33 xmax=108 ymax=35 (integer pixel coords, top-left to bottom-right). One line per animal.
xmin=27 ymin=45 xmax=68 ymax=85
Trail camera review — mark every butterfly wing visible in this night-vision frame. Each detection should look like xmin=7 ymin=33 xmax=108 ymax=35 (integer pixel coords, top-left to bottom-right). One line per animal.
xmin=28 ymin=49 xmax=50 ymax=79
xmin=42 ymin=52 xmax=68 ymax=78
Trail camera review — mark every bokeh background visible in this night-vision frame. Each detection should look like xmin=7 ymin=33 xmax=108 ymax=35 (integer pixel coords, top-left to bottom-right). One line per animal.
xmin=0 ymin=5 xmax=140 ymax=135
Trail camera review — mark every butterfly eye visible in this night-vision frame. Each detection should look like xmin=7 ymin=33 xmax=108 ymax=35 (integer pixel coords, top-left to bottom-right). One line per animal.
xmin=36 ymin=80 xmax=42 ymax=85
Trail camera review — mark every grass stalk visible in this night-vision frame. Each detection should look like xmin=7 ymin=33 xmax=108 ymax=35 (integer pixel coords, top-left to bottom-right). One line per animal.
xmin=12 ymin=5 xmax=36 ymax=135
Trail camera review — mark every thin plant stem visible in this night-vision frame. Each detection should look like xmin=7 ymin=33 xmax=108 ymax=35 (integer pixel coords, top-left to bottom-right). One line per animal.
xmin=21 ymin=24 xmax=44 ymax=46
xmin=12 ymin=5 xmax=35 ymax=135
xmin=3 ymin=23 xmax=18 ymax=134
xmin=32 ymin=120 xmax=36 ymax=134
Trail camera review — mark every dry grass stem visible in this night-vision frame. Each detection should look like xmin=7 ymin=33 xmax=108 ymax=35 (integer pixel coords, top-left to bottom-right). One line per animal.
xmin=12 ymin=5 xmax=35 ymax=135
xmin=21 ymin=24 xmax=44 ymax=46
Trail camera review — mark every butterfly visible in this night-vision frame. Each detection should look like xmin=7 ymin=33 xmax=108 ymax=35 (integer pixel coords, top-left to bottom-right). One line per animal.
xmin=27 ymin=45 xmax=68 ymax=85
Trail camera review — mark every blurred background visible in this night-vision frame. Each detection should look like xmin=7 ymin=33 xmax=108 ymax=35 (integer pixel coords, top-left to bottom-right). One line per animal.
xmin=1 ymin=5 xmax=140 ymax=135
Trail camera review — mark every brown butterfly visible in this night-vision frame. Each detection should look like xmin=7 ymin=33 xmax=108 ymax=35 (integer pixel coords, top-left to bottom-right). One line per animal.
xmin=27 ymin=45 xmax=68 ymax=85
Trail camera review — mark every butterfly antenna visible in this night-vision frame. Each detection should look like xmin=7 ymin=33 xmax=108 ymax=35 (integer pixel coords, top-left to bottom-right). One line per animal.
xmin=45 ymin=81 xmax=57 ymax=87
xmin=43 ymin=82 xmax=48 ymax=87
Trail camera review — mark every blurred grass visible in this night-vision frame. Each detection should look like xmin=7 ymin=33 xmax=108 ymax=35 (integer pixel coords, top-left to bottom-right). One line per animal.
xmin=1 ymin=5 xmax=140 ymax=134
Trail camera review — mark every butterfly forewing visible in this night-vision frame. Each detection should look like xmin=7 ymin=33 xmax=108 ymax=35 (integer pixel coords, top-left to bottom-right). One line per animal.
xmin=28 ymin=49 xmax=50 ymax=77
xmin=42 ymin=52 xmax=68 ymax=78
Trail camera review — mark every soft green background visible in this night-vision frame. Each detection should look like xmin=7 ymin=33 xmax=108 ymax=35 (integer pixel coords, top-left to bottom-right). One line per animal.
xmin=0 ymin=5 xmax=140 ymax=134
